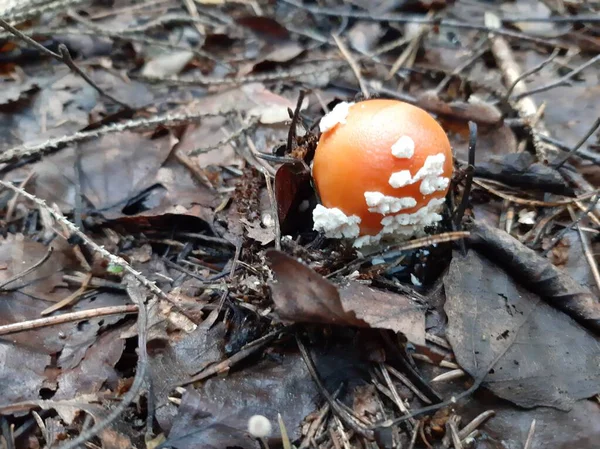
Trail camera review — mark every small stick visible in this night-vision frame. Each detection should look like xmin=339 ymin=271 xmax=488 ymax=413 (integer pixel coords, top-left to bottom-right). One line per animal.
xmin=552 ymin=117 xmax=600 ymax=168
xmin=473 ymin=179 xmax=598 ymax=207
xmin=453 ymin=122 xmax=477 ymax=228
xmin=503 ymin=49 xmax=560 ymax=101
xmin=332 ymin=34 xmax=369 ymax=98
xmin=573 ymin=210 xmax=600 ymax=294
xmin=0 ymin=19 xmax=129 ymax=110
xmin=430 ymin=369 xmax=466 ymax=383
xmin=407 ymin=420 xmax=421 ymax=449
xmin=0 ymin=110 xmax=226 ymax=165
xmin=0 ymin=305 xmax=138 ymax=336
xmin=513 ymin=54 xmax=600 ymax=101
xmin=457 ymin=410 xmax=495 ymax=440
xmin=435 ymin=40 xmax=489 ymax=95
xmin=523 ymin=419 xmax=536 ymax=449
xmin=0 ymin=247 xmax=53 ymax=290
xmin=378 ymin=363 xmax=416 ymax=427
xmin=0 ymin=180 xmax=197 ymax=326
xmin=447 ymin=416 xmax=463 ymax=449
xmin=264 ymin=171 xmax=281 ymax=251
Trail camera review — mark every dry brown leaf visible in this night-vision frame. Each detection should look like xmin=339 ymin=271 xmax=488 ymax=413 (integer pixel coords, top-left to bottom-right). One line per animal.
xmin=266 ymin=250 xmax=426 ymax=344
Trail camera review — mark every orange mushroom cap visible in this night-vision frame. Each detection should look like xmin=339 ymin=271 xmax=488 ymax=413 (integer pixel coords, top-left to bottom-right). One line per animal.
xmin=311 ymin=99 xmax=453 ymax=247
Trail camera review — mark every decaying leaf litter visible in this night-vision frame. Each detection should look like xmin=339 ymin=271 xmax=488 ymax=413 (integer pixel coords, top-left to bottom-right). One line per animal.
xmin=0 ymin=0 xmax=599 ymax=448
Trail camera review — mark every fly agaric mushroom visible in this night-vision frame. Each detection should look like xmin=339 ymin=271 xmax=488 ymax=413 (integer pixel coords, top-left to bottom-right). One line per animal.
xmin=311 ymin=99 xmax=453 ymax=248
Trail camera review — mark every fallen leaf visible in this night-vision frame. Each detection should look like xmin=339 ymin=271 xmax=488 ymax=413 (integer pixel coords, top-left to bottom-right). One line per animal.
xmin=32 ymin=130 xmax=175 ymax=218
xmin=141 ymin=50 xmax=194 ymax=78
xmin=470 ymin=221 xmax=600 ymax=332
xmin=444 ymin=249 xmax=600 ymax=410
xmin=241 ymin=217 xmax=275 ymax=246
xmin=266 ymin=250 xmax=426 ymax=344
xmin=339 ymin=281 xmax=426 ymax=346
xmin=267 ymin=249 xmax=367 ymax=327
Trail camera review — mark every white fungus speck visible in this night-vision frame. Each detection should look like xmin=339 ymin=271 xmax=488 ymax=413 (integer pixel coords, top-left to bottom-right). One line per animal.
xmin=410 ymin=273 xmax=422 ymax=287
xmin=364 ymin=191 xmax=416 ymax=214
xmin=388 ymin=170 xmax=413 ymax=189
xmin=391 ymin=135 xmax=415 ymax=159
xmin=248 ymin=415 xmax=272 ymax=438
xmin=319 ymin=102 xmax=355 ymax=133
xmin=312 ymin=204 xmax=361 ymax=238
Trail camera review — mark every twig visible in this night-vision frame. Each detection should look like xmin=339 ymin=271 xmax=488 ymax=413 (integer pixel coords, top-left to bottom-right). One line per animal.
xmin=457 ymin=410 xmax=495 ymax=440
xmin=264 ymin=171 xmax=281 ymax=251
xmin=57 ymin=278 xmax=149 ymax=449
xmin=387 ymin=13 xmax=432 ymax=80
xmin=181 ymin=0 xmax=206 ymax=37
xmin=435 ymin=40 xmax=489 ymax=95
xmin=523 ymin=419 xmax=536 ymax=449
xmin=41 ymin=273 xmax=92 ymax=316
xmin=297 ymin=335 xmax=373 ymax=439
xmin=136 ymin=62 xmax=343 ymax=86
xmin=503 ymin=49 xmax=560 ymax=101
xmin=384 ymin=363 xmax=432 ymax=405
xmin=430 ymin=369 xmax=466 ymax=383
xmin=0 ymin=110 xmax=226 ymax=165
xmin=286 ymin=91 xmax=306 ymax=154
xmin=572 ymin=209 xmax=600 ymax=294
xmin=187 ymin=119 xmax=257 ymax=156
xmin=552 ymin=117 xmax=600 ymax=168
xmin=0 ymin=304 xmax=137 ymax=336
xmin=0 ymin=18 xmax=130 ymax=110
xmin=447 ymin=416 xmax=463 ymax=449
xmin=513 ymin=54 xmax=600 ymax=101
xmin=537 ymin=133 xmax=600 ymax=165
xmin=489 ymin=21 xmax=554 ymax=162
xmin=0 ymin=247 xmax=53 ymax=290
xmin=179 ymin=328 xmax=284 ymax=386
xmin=332 ymin=34 xmax=369 ymax=98
xmin=378 ymin=363 xmax=416 ymax=427
xmin=407 ymin=420 xmax=420 ymax=449
xmin=473 ymin=179 xmax=598 ymax=207
xmin=281 ymin=0 xmax=568 ymax=47
xmin=542 ymin=195 xmax=600 ymax=255
xmin=453 ymin=122 xmax=477 ymax=228
xmin=0 ymin=180 xmax=197 ymax=326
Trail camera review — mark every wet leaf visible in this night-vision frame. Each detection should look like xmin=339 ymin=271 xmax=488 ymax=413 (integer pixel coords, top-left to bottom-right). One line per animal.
xmin=32 ymin=131 xmax=175 ymax=218
xmin=444 ymin=249 xmax=600 ymax=410
xmin=470 ymin=221 xmax=600 ymax=332
xmin=267 ymin=250 xmax=426 ymax=344
xmin=274 ymin=161 xmax=316 ymax=236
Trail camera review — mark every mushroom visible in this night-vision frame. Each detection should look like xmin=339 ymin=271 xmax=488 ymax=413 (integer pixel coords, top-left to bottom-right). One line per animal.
xmin=311 ymin=99 xmax=453 ymax=248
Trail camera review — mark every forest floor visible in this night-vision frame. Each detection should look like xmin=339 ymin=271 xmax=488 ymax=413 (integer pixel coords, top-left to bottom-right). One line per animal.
xmin=0 ymin=0 xmax=600 ymax=448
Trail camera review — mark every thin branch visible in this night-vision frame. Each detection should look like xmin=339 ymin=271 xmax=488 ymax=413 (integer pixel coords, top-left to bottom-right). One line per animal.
xmin=0 ymin=247 xmax=53 ymax=290
xmin=0 ymin=110 xmax=226 ymax=165
xmin=281 ymin=0 xmax=569 ymax=48
xmin=453 ymin=122 xmax=477 ymax=228
xmin=57 ymin=278 xmax=149 ymax=449
xmin=503 ymin=48 xmax=560 ymax=101
xmin=0 ymin=304 xmax=137 ymax=336
xmin=0 ymin=18 xmax=130 ymax=110
xmin=552 ymin=117 xmax=600 ymax=168
xmin=0 ymin=180 xmax=198 ymax=326
xmin=512 ymin=54 xmax=600 ymax=101
xmin=332 ymin=34 xmax=369 ymax=98
xmin=523 ymin=419 xmax=536 ymax=449
xmin=296 ymin=335 xmax=373 ymax=439
xmin=435 ymin=40 xmax=489 ymax=95
xmin=135 ymin=62 xmax=343 ymax=86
